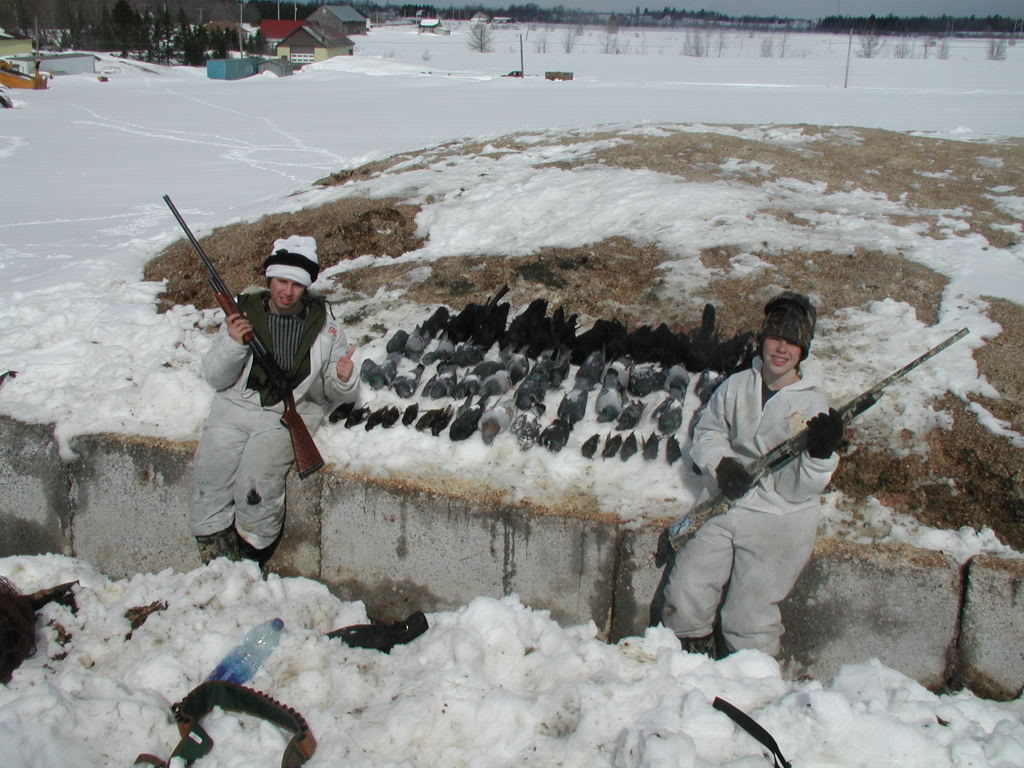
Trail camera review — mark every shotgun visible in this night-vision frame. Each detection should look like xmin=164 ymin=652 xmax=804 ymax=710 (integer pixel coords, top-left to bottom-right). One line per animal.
xmin=657 ymin=327 xmax=969 ymax=563
xmin=163 ymin=194 xmax=324 ymax=479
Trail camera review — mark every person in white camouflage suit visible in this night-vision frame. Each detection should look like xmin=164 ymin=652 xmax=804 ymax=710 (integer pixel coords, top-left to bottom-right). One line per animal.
xmin=663 ymin=292 xmax=844 ymax=658
xmin=190 ymin=235 xmax=358 ymax=565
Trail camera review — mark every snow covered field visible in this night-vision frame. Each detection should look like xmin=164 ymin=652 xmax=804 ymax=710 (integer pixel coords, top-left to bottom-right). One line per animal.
xmin=1 ymin=22 xmax=1023 ymax=766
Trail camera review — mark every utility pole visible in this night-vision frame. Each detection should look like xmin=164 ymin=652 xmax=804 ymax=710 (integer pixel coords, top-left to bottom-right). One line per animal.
xmin=238 ymin=1 xmax=245 ymax=56
xmin=519 ymin=34 xmax=524 ymax=75
xmin=843 ymin=27 xmax=853 ymax=88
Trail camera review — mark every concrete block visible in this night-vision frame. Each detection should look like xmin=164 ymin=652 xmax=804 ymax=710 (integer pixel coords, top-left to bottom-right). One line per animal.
xmin=610 ymin=519 xmax=672 ymax=640
xmin=69 ymin=434 xmax=199 ymax=577
xmin=319 ymin=472 xmax=620 ymax=631
xmin=960 ymin=554 xmax=1024 ymax=700
xmin=780 ymin=538 xmax=960 ymax=688
xmin=0 ymin=415 xmax=72 ymax=556
xmin=272 ymin=467 xmax=323 ymax=578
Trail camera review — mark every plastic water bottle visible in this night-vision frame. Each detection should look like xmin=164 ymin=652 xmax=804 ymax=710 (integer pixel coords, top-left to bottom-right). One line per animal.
xmin=207 ymin=618 xmax=284 ymax=685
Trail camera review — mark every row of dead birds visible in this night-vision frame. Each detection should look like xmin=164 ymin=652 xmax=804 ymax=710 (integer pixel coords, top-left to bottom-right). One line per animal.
xmin=330 ymin=395 xmax=690 ymax=464
xmin=330 ymin=286 xmax=751 ymax=462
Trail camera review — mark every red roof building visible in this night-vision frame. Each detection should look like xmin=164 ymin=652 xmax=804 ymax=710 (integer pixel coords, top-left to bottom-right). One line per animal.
xmin=260 ymin=20 xmax=306 ymax=45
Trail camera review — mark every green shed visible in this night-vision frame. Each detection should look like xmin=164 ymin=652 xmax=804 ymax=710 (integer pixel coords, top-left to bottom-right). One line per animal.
xmin=205 ymin=57 xmax=261 ymax=80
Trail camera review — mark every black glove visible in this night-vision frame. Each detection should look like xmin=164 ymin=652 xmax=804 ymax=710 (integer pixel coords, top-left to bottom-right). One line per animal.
xmin=326 ymin=611 xmax=429 ymax=654
xmin=806 ymin=408 xmax=844 ymax=459
xmin=716 ymin=456 xmax=753 ymax=500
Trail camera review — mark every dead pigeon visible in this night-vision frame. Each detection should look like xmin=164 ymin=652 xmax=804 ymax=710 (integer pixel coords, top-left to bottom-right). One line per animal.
xmin=616 ymin=399 xmax=644 ymax=431
xmin=393 ymin=363 xmax=425 ymax=398
xmin=642 ymin=432 xmax=660 ymax=461
xmin=402 ymin=403 xmax=419 ymax=426
xmin=449 ymin=396 xmax=488 ymax=442
xmin=539 ymin=418 xmax=572 ymax=453
xmin=557 ymin=387 xmax=589 ymax=425
xmin=619 ymin=432 xmax=638 ymax=461
xmin=666 ymin=435 xmax=682 ymax=465
xmin=479 ymin=399 xmax=514 ymax=445
xmin=601 ymin=433 xmax=623 ymax=459
xmin=329 ymin=401 xmax=356 ymax=424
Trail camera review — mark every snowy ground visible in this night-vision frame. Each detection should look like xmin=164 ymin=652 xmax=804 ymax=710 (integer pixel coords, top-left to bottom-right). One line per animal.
xmin=0 ymin=24 xmax=1023 ymax=765
xmin=1 ymin=553 xmax=1022 ymax=768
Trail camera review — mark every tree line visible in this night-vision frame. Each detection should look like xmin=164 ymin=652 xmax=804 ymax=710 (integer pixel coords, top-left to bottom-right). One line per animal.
xmin=816 ymin=14 xmax=1020 ymax=36
xmin=0 ymin=1 xmax=1018 ymax=63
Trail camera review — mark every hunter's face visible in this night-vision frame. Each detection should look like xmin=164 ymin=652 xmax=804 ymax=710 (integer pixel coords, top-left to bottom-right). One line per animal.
xmin=268 ymin=277 xmax=305 ymax=315
xmin=761 ymin=336 xmax=801 ymax=387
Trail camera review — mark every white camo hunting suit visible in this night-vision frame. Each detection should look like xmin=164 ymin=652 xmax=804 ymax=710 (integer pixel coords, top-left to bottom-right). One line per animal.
xmin=190 ymin=287 xmax=357 ymax=550
xmin=663 ymin=356 xmax=839 ymax=656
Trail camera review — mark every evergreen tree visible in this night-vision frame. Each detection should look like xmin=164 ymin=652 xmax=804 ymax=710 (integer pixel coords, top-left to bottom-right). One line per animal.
xmin=175 ymin=8 xmax=208 ymax=67
xmin=110 ymin=0 xmax=138 ymax=58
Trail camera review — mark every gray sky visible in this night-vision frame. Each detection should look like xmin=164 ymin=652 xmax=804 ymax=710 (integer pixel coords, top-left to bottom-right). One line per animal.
xmin=496 ymin=2 xmax=1024 ymax=19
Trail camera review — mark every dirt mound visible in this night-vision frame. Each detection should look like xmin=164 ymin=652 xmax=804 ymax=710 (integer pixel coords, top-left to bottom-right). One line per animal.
xmin=144 ymin=125 xmax=1024 ymax=550
xmin=144 ymin=198 xmax=423 ymax=311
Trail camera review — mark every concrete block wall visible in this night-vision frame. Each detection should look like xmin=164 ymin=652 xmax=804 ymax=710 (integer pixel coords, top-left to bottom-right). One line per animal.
xmin=779 ymin=539 xmax=961 ymax=688
xmin=0 ymin=417 xmax=72 ymax=557
xmin=70 ymin=433 xmax=198 ymax=577
xmin=318 ymin=474 xmax=620 ymax=631
xmin=0 ymin=417 xmax=1020 ymax=700
xmin=960 ymin=555 xmax=1024 ymax=700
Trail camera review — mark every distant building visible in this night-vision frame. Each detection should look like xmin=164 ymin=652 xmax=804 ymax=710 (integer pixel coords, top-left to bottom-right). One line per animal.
xmin=7 ymin=53 xmax=96 ymax=76
xmin=0 ymin=32 xmax=32 ymax=58
xmin=277 ymin=24 xmax=354 ymax=63
xmin=206 ymin=57 xmax=262 ymax=80
xmin=418 ymin=19 xmax=449 ymax=35
xmin=259 ymin=20 xmax=306 ymax=48
xmin=470 ymin=12 xmax=490 ymax=23
xmin=257 ymin=58 xmax=296 ymax=77
xmin=307 ymin=5 xmax=369 ymax=36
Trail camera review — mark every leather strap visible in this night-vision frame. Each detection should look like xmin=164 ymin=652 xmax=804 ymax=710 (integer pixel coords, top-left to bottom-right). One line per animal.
xmin=135 ymin=680 xmax=316 ymax=768
xmin=713 ymin=696 xmax=790 ymax=768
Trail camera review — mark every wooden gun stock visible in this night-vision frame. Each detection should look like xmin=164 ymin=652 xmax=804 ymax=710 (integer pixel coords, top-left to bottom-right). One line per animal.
xmin=280 ymin=393 xmax=324 ymax=479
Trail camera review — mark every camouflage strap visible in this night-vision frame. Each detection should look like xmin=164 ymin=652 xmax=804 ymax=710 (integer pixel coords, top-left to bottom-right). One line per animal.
xmin=134 ymin=680 xmax=316 ymax=768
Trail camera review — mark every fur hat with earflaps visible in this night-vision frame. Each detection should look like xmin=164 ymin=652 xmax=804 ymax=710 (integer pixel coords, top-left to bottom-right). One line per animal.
xmin=263 ymin=235 xmax=320 ymax=287
xmin=757 ymin=291 xmax=816 ymax=360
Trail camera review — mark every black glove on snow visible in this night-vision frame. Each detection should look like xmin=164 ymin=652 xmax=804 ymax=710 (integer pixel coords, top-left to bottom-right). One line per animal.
xmin=716 ymin=457 xmax=754 ymax=500
xmin=806 ymin=408 xmax=844 ymax=459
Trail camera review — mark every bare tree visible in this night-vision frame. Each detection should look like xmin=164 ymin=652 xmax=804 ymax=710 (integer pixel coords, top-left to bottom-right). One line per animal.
xmin=858 ymin=32 xmax=885 ymax=59
xmin=682 ymin=30 xmax=706 ymax=57
xmin=533 ymin=32 xmax=547 ymax=54
xmin=561 ymin=27 xmax=577 ymax=53
xmin=467 ymin=21 xmax=493 ymax=53
xmin=760 ymin=35 xmax=774 ymax=58
xmin=894 ymin=39 xmax=914 ymax=58
xmin=987 ymin=38 xmax=1008 ymax=60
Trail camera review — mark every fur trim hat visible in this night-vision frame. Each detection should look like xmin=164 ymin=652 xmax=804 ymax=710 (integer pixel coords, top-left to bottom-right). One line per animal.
xmin=263 ymin=235 xmax=319 ymax=287
xmin=757 ymin=291 xmax=816 ymax=359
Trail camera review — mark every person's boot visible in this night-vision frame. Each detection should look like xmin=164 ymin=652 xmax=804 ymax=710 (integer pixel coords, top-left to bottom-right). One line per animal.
xmin=678 ymin=633 xmax=717 ymax=657
xmin=235 ymin=531 xmax=278 ymax=573
xmin=195 ymin=528 xmax=241 ymax=564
